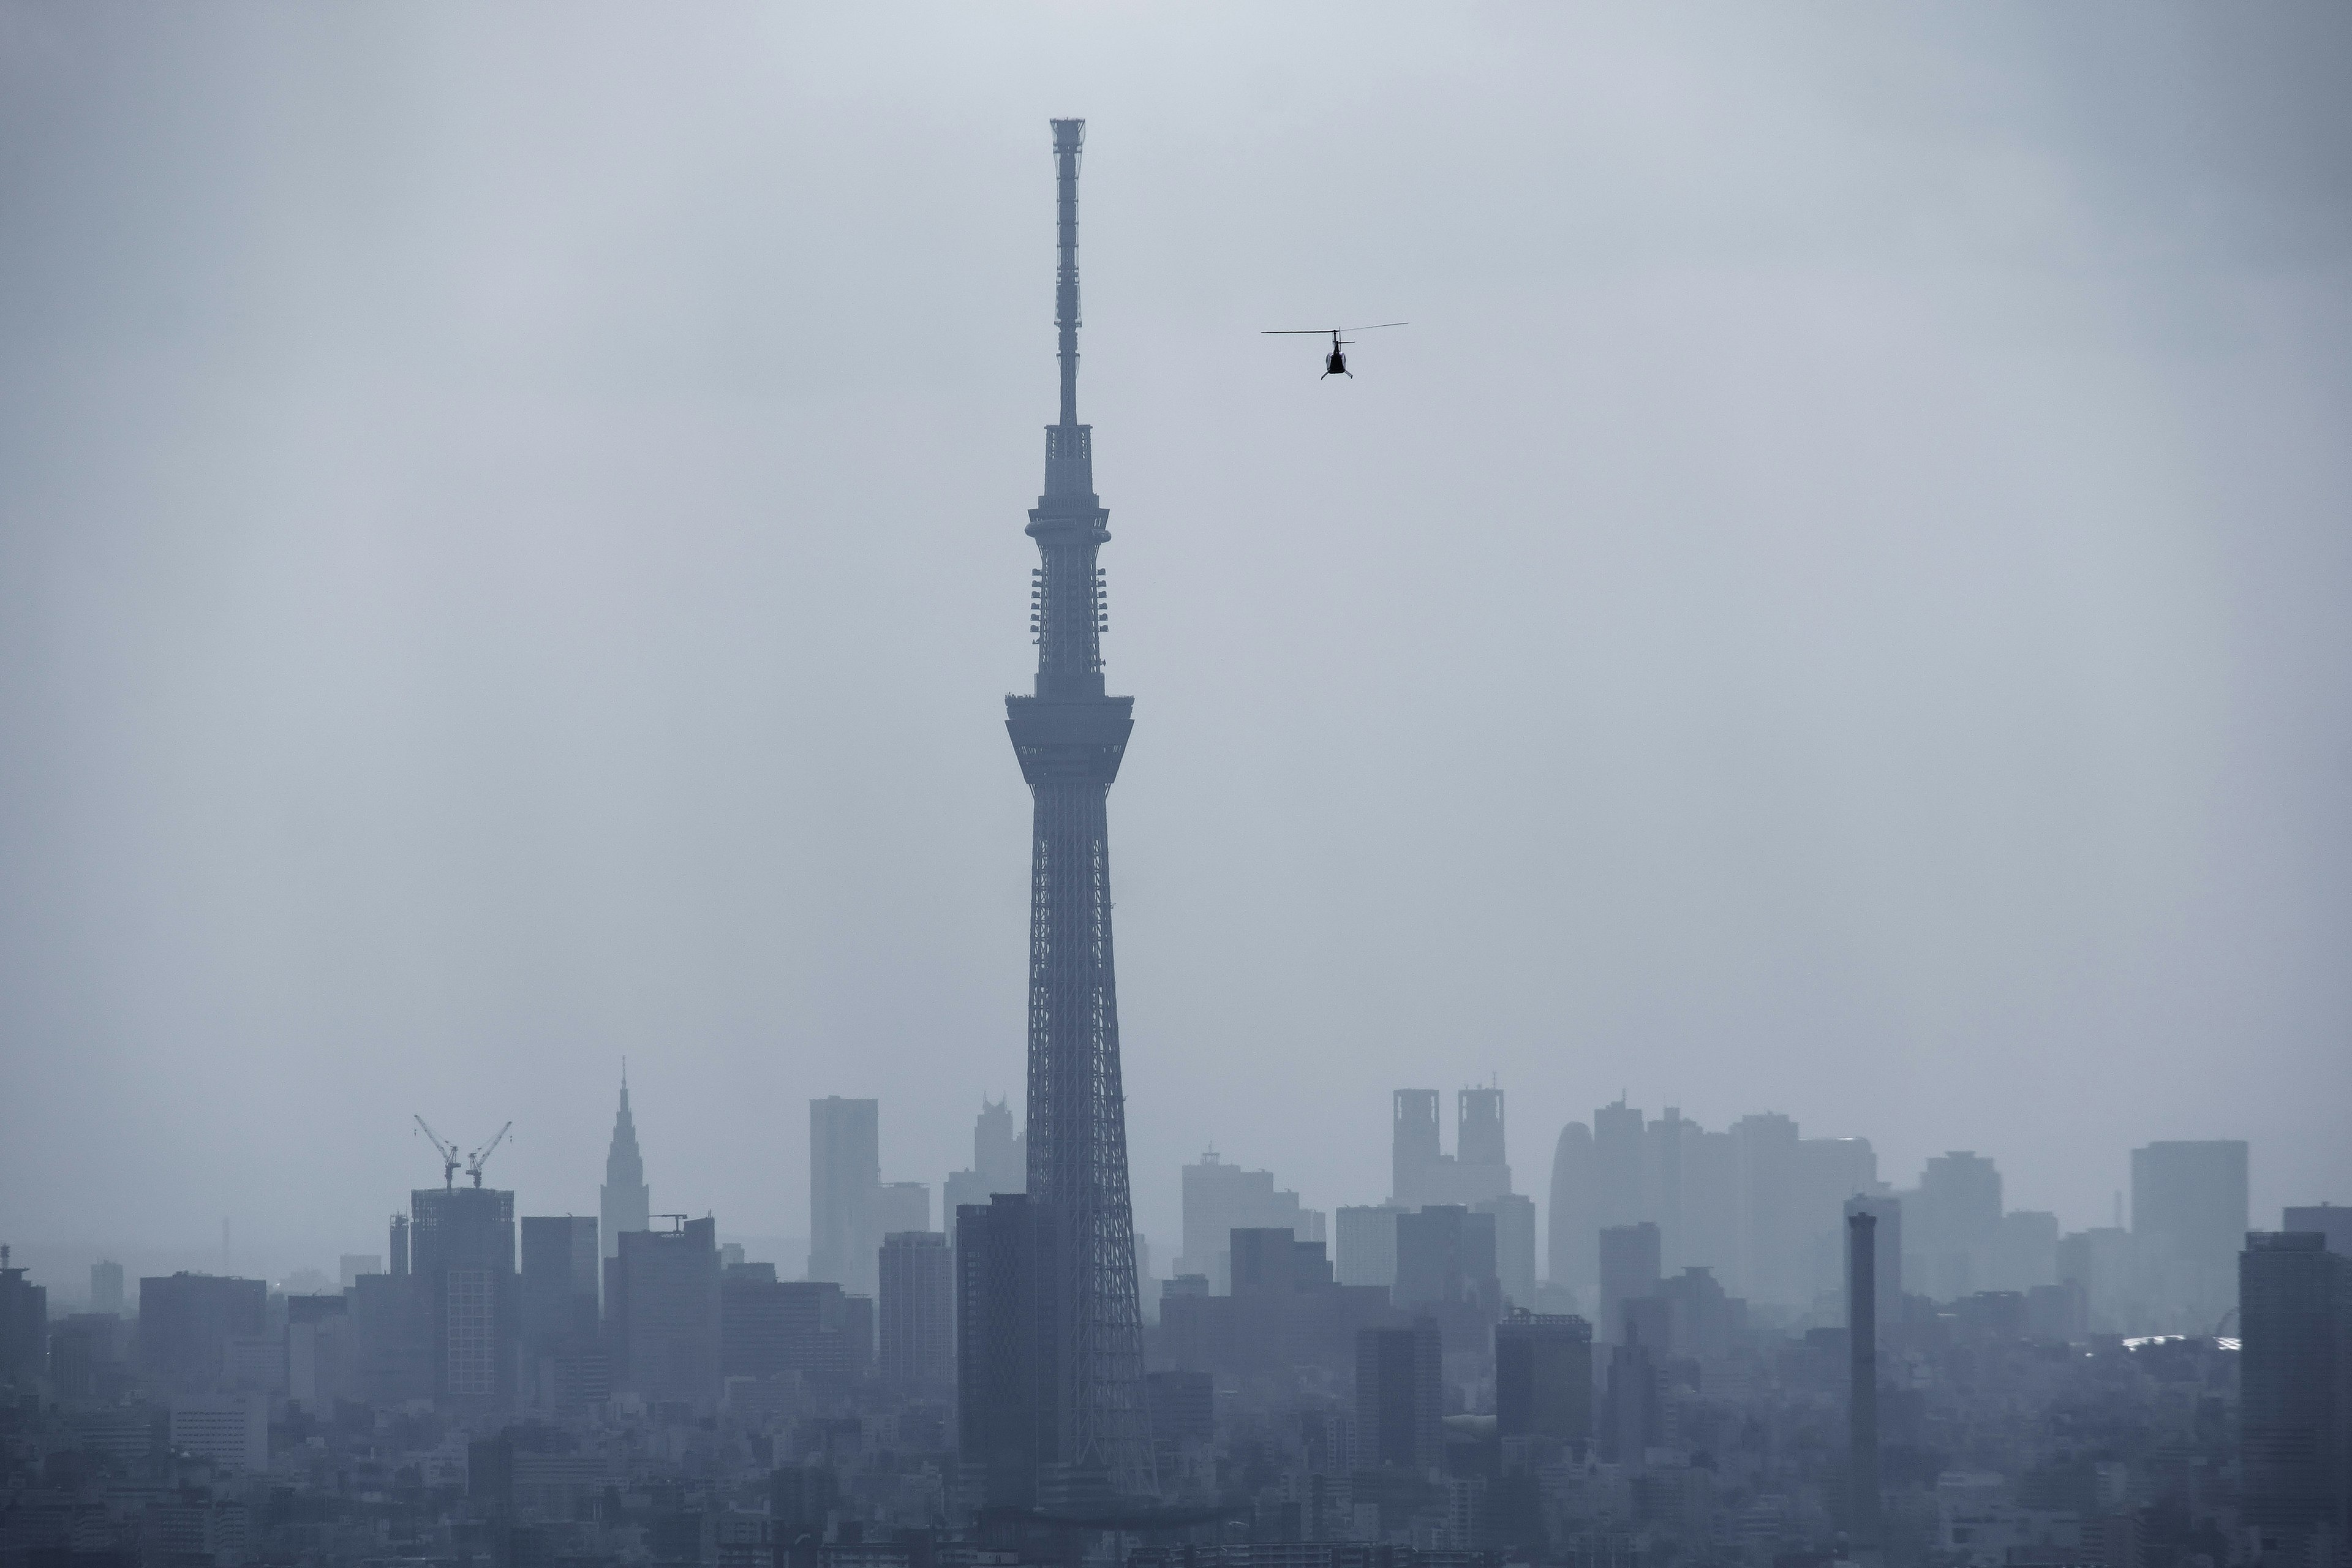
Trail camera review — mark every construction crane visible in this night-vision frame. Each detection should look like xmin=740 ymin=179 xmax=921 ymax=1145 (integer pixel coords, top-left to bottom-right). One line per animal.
xmin=466 ymin=1121 xmax=513 ymax=1189
xmin=414 ymin=1116 xmax=462 ymax=1189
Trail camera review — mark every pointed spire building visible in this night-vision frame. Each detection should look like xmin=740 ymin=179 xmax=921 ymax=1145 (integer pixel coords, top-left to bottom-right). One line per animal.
xmin=601 ymin=1069 xmax=650 ymax=1264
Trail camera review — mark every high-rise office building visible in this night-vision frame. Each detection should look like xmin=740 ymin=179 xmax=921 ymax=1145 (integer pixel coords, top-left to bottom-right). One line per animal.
xmin=1494 ymin=1309 xmax=1592 ymax=1445
xmin=2134 ymin=1141 xmax=2248 ymax=1329
xmin=944 ymin=1099 xmax=1027 ymax=1221
xmin=519 ymin=1215 xmax=600 ymax=1373
xmin=957 ymin=1194 xmax=1058 ymax=1508
xmin=1548 ymin=1121 xmax=1597 ymax=1290
xmin=1393 ymin=1091 xmax=1442 ymax=1209
xmin=1599 ymin=1223 xmax=1662 ymax=1344
xmin=1476 ymin=1193 xmax=1538 ymax=1310
xmin=880 ymin=1231 xmax=953 ymax=1389
xmin=721 ymin=1270 xmax=868 ymax=1384
xmin=89 ymin=1259 xmax=124 ymax=1317
xmin=1395 ymin=1207 xmax=1501 ymax=1318
xmin=601 ymin=1072 xmax=650 ymax=1266
xmin=0 ymin=1248 xmax=45 ymax=1390
xmin=1356 ymin=1318 xmax=1442 ymax=1474
xmin=810 ymin=1096 xmax=880 ymax=1290
xmin=608 ymin=1217 xmax=720 ymax=1409
xmin=1005 ymin=119 xmax=1153 ymax=1494
xmin=138 ymin=1273 xmax=265 ymax=1398
xmin=1910 ymin=1150 xmax=2003 ymax=1303
xmin=1176 ymin=1152 xmax=1323 ymax=1290
xmin=1337 ymin=1204 xmax=1406 ymax=1291
xmin=2239 ymin=1231 xmax=2349 ymax=1556
xmin=1392 ymin=1089 xmax=1512 ymax=1210
xmin=1594 ymin=1099 xmax=1646 ymax=1230
xmin=1460 ymin=1087 xmax=1506 ymax=1169
xmin=410 ymin=1184 xmax=519 ymax=1409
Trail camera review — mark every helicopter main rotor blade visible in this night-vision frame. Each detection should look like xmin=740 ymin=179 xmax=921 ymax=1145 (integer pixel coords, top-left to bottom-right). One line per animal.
xmin=1341 ymin=322 xmax=1409 ymax=331
xmin=1261 ymin=329 xmax=1340 ymax=335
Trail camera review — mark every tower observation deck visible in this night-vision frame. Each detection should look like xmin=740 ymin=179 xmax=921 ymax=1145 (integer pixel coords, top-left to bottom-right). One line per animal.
xmin=1003 ymin=117 xmax=1152 ymax=1499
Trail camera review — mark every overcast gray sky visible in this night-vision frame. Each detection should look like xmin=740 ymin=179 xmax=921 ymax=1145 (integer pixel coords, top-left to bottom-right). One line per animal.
xmin=2 ymin=3 xmax=2346 ymax=1283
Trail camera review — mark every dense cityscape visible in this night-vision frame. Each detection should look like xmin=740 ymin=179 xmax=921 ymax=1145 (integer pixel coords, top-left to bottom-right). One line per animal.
xmin=1 ymin=1082 xmax=2346 ymax=1568
xmin=3 ymin=57 xmax=2348 ymax=1568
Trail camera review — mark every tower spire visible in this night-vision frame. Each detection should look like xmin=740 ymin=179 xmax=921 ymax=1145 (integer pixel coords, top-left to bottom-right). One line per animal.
xmin=1054 ymin=117 xmax=1083 ymax=431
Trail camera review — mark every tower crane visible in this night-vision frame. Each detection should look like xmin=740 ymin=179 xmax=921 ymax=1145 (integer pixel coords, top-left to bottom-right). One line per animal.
xmin=414 ymin=1116 xmax=462 ymax=1189
xmin=466 ymin=1122 xmax=513 ymax=1189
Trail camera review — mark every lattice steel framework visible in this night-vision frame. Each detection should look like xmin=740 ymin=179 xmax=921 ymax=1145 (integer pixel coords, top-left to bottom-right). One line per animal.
xmin=1003 ymin=117 xmax=1153 ymax=1499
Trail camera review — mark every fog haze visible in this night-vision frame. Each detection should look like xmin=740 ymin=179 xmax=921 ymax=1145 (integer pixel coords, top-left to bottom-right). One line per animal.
xmin=2 ymin=4 xmax=2346 ymax=1278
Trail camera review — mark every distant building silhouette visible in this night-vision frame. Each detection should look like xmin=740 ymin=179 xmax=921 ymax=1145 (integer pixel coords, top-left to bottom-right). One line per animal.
xmin=1336 ymin=1204 xmax=1404 ymax=1291
xmin=1599 ymin=1222 xmax=1662 ymax=1345
xmin=956 ymin=1194 xmax=1057 ymax=1509
xmin=601 ymin=1071 xmax=650 ymax=1270
xmin=1547 ymin=1121 xmax=1597 ymax=1291
xmin=879 ymin=1231 xmax=952 ymax=1390
xmin=409 ymin=1183 xmax=519 ymax=1409
xmin=1477 ymin=1193 xmax=1537 ymax=1310
xmin=0 ymin=1248 xmax=46 ymax=1392
xmin=89 ymin=1259 xmax=124 ymax=1316
xmin=1355 ymin=1317 xmax=1442 ymax=1474
xmin=1176 ymin=1151 xmax=1322 ymax=1291
xmin=139 ymin=1273 xmax=263 ymax=1398
xmin=2134 ymin=1140 xmax=2248 ymax=1329
xmin=608 ymin=1217 xmax=720 ymax=1410
xmin=1494 ymin=1308 xmax=1592 ymax=1445
xmin=1909 ymin=1150 xmax=2003 ymax=1302
xmin=943 ymin=1098 xmax=1025 ymax=1222
xmin=1392 ymin=1088 xmax=1513 ymax=1210
xmin=519 ymin=1215 xmax=598 ymax=1404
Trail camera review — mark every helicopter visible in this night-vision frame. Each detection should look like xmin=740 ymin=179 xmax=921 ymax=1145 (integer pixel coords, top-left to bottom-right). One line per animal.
xmin=1261 ymin=322 xmax=1408 ymax=378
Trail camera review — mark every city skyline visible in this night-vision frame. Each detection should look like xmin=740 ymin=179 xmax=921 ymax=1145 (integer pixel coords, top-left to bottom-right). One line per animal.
xmin=3 ymin=7 xmax=2348 ymax=1289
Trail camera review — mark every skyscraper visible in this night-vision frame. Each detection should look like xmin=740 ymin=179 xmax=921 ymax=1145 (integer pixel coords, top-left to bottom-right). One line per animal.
xmin=1548 ymin=1122 xmax=1598 ymax=1298
xmin=519 ymin=1215 xmax=600 ymax=1379
xmin=1356 ymin=1318 xmax=1443 ymax=1474
xmin=1599 ymin=1222 xmax=1662 ymax=1345
xmin=944 ymin=1099 xmax=1026 ymax=1221
xmin=609 ymin=1217 xmax=721 ymax=1410
xmin=601 ymin=1071 xmax=649 ymax=1266
xmin=2134 ymin=1140 xmax=2249 ymax=1329
xmin=410 ymin=1183 xmax=519 ymax=1409
xmin=89 ymin=1259 xmax=124 ymax=1317
xmin=1393 ymin=1091 xmax=1442 ymax=1208
xmin=1494 ymin=1309 xmax=1593 ymax=1445
xmin=957 ymin=1194 xmax=1059 ymax=1508
xmin=1003 ymin=117 xmax=1149 ymax=1496
xmin=2239 ymin=1231 xmax=2350 ymax=1556
xmin=879 ymin=1231 xmax=954 ymax=1389
xmin=809 ymin=1096 xmax=880 ymax=1289
xmin=1175 ymin=1151 xmax=1323 ymax=1290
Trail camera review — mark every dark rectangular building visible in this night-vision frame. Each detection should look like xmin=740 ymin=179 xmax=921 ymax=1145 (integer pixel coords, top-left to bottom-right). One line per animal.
xmin=1494 ymin=1309 xmax=1591 ymax=1445
xmin=138 ymin=1274 xmax=265 ymax=1398
xmin=609 ymin=1217 xmax=720 ymax=1409
xmin=2240 ymin=1231 xmax=2350 ymax=1556
xmin=879 ymin=1231 xmax=952 ymax=1389
xmin=1355 ymin=1317 xmax=1442 ymax=1475
xmin=956 ymin=1194 xmax=1058 ymax=1509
